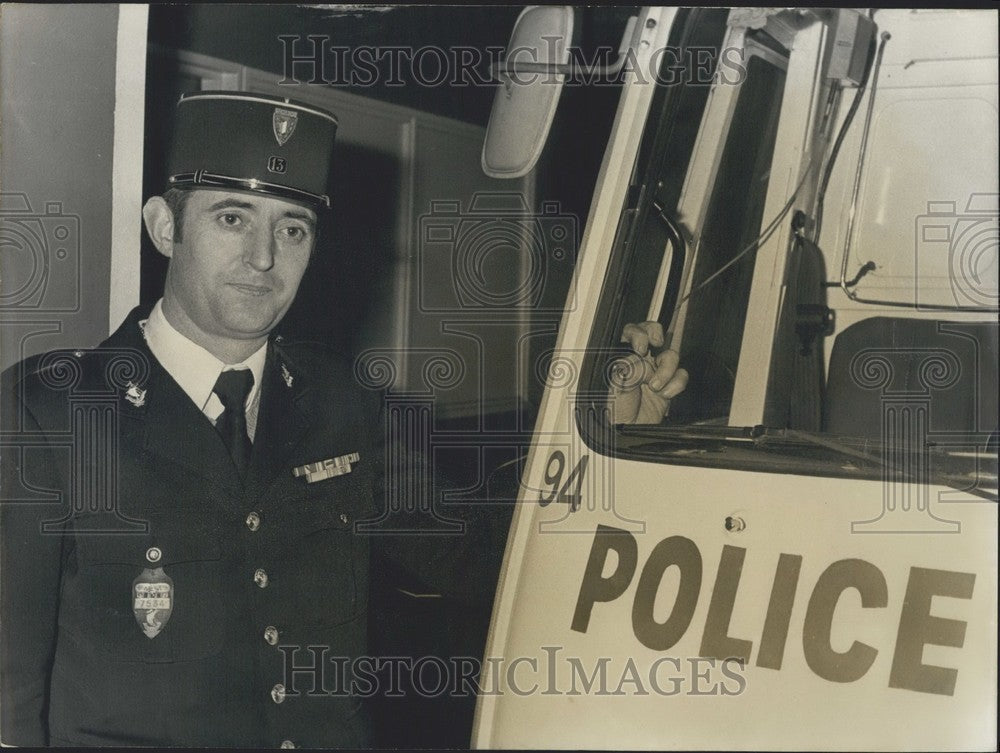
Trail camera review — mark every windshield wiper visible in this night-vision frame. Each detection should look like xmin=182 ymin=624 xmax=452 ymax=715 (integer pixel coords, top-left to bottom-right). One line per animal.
xmin=615 ymin=423 xmax=997 ymax=502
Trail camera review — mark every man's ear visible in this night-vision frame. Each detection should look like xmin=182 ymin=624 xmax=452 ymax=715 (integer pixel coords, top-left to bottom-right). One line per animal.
xmin=142 ymin=196 xmax=176 ymax=258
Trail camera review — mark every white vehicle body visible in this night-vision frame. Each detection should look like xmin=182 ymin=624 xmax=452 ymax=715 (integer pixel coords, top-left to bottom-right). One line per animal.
xmin=473 ymin=7 xmax=997 ymax=750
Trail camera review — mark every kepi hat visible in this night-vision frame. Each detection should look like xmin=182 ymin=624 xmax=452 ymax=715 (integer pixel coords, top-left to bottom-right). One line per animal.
xmin=165 ymin=91 xmax=338 ymax=208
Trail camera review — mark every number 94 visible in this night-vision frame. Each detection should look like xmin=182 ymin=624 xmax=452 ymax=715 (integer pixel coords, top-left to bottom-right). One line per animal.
xmin=538 ymin=450 xmax=589 ymax=512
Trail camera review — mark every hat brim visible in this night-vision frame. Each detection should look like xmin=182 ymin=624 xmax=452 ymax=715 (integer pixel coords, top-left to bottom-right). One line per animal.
xmin=168 ymin=171 xmax=331 ymax=209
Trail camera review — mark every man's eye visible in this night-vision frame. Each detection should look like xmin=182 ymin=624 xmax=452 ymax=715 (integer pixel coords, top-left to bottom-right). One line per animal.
xmin=281 ymin=225 xmax=310 ymax=242
xmin=219 ymin=213 xmax=243 ymax=227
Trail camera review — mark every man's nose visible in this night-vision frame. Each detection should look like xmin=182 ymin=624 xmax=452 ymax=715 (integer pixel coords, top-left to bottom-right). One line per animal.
xmin=244 ymin=229 xmax=276 ymax=272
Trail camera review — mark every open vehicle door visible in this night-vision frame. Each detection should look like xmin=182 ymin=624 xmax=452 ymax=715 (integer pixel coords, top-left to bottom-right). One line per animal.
xmin=474 ymin=7 xmax=997 ymax=749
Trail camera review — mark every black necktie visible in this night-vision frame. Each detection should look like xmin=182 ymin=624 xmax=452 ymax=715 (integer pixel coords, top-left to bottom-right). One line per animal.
xmin=213 ymin=369 xmax=254 ymax=477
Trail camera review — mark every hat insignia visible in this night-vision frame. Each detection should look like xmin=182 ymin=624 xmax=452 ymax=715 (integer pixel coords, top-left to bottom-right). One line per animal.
xmin=273 ymin=107 xmax=298 ymax=147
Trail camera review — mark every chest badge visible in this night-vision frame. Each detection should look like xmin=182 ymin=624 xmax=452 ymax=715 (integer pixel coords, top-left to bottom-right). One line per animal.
xmin=293 ymin=452 xmax=360 ymax=483
xmin=132 ymin=566 xmax=174 ymax=639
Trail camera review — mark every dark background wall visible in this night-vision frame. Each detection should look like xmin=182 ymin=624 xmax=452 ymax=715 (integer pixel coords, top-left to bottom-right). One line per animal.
xmin=1 ymin=4 xmax=629 ymax=377
xmin=149 ymin=4 xmax=519 ymax=126
xmin=144 ymin=5 xmax=627 ymax=411
xmin=146 ymin=4 xmax=629 ymax=221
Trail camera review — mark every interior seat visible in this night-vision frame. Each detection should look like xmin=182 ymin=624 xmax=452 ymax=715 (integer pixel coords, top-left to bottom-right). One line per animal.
xmin=822 ymin=316 xmax=998 ymax=441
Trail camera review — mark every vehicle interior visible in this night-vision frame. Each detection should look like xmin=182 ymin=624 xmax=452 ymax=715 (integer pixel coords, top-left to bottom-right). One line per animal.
xmin=570 ymin=8 xmax=997 ymax=503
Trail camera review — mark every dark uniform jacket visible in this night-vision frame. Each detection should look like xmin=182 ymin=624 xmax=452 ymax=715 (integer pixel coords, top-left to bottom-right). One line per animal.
xmin=0 ymin=306 xmax=498 ymax=748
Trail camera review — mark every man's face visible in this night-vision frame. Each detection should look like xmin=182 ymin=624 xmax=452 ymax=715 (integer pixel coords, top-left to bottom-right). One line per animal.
xmin=162 ymin=189 xmax=317 ymax=343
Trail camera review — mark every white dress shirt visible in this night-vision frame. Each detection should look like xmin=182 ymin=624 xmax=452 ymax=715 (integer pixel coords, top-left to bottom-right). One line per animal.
xmin=141 ymin=299 xmax=267 ymax=439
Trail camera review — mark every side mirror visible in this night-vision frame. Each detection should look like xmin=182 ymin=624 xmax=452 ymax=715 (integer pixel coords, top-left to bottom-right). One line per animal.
xmin=481 ymin=5 xmax=573 ymax=179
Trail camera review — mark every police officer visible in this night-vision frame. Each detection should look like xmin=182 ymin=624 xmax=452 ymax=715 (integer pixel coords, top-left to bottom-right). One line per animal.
xmin=0 ymin=92 xmax=495 ymax=747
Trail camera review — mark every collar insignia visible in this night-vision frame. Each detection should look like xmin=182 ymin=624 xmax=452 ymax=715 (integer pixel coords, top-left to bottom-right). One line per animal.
xmin=124 ymin=381 xmax=147 ymax=407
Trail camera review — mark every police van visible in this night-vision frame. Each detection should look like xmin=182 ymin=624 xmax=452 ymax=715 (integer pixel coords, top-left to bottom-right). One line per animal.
xmin=473 ymin=7 xmax=997 ymax=749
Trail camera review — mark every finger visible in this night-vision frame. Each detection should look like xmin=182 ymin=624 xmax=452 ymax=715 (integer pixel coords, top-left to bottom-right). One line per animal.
xmin=640 ymin=321 xmax=665 ymax=349
xmin=620 ymin=323 xmax=651 ymax=356
xmin=609 ymin=353 xmax=654 ymax=392
xmin=620 ymin=321 xmax=664 ymax=355
xmin=648 ymin=349 xmax=680 ymax=391
xmin=607 ymin=381 xmax=641 ymax=423
xmin=659 ymin=367 xmax=688 ymax=399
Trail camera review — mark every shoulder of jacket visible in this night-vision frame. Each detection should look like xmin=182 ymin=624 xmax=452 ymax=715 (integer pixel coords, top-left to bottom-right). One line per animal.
xmin=272 ymin=336 xmax=353 ymax=376
xmin=0 ymin=350 xmax=119 ymax=429
xmin=2 ymin=347 xmax=103 ymax=392
xmin=272 ymin=338 xmax=385 ymax=416
xmin=273 ymin=339 xmax=366 ymax=397
xmin=0 ymin=341 xmax=156 ymax=406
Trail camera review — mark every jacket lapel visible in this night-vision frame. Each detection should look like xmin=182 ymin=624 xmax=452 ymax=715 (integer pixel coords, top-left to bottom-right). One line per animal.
xmin=139 ymin=362 xmax=244 ymax=496
xmin=104 ymin=308 xmax=325 ymax=503
xmin=245 ymin=343 xmax=312 ymax=496
xmin=106 ymin=308 xmax=244 ymax=499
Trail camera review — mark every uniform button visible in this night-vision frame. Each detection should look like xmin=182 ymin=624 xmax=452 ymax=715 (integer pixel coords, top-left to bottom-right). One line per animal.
xmin=245 ymin=511 xmax=261 ymax=532
xmin=264 ymin=625 xmax=279 ymax=645
xmin=145 ymin=547 xmax=162 ymax=563
xmin=254 ymin=568 xmax=269 ymax=588
xmin=271 ymin=683 xmax=286 ymax=704
xmin=280 ymin=741 xmax=295 ymax=749
xmin=339 ymin=513 xmax=349 ymax=524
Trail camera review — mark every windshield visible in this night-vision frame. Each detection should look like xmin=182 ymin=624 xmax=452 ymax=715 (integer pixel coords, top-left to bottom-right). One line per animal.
xmin=576 ymin=9 xmax=998 ymax=501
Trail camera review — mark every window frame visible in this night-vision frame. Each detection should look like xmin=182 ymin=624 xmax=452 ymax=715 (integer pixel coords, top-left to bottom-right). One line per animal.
xmin=573 ymin=12 xmax=997 ymax=500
